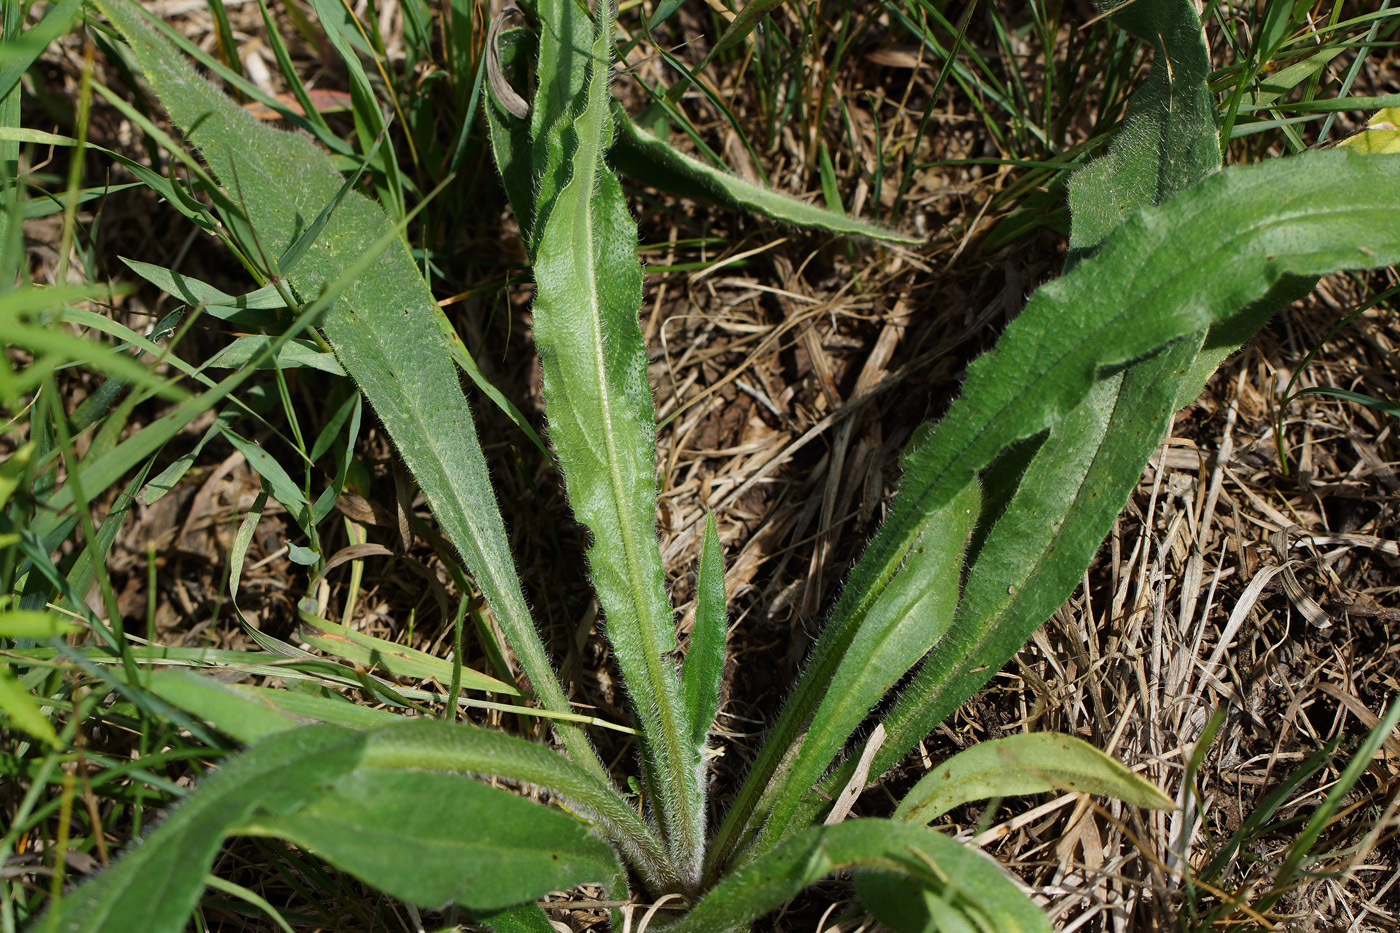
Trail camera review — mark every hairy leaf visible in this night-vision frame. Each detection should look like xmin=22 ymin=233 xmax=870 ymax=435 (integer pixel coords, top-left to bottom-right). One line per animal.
xmin=676 ymin=820 xmax=1048 ymax=933
xmin=746 ymin=480 xmax=981 ymax=856
xmin=94 ymin=0 xmax=603 ymax=778
xmin=526 ymin=0 xmax=703 ymax=882
xmin=362 ymin=718 xmax=675 ymax=891
xmin=895 ymin=732 xmax=1172 ymax=824
xmin=1067 ymin=0 xmax=1219 ymax=260
xmin=682 ymin=513 xmax=727 ymax=750
xmin=33 ymin=728 xmax=367 ymax=933
xmin=239 ymin=764 xmax=624 ymax=911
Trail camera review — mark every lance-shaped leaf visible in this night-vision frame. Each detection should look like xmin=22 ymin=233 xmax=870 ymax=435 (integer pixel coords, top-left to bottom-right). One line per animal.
xmin=93 ymin=0 xmax=603 ymax=779
xmin=362 ymin=718 xmax=675 ymax=891
xmin=682 ymin=513 xmax=727 ymax=750
xmin=747 ymin=146 xmax=1400 ymax=856
xmin=610 ymin=110 xmax=921 ymax=244
xmin=673 ymin=820 xmax=1049 ymax=933
xmin=1066 ymin=0 xmax=1220 ymax=261
xmin=742 ymin=480 xmax=981 ymax=858
xmin=894 ymin=732 xmax=1172 ymax=825
xmin=526 ymin=1 xmax=704 ymax=882
xmin=38 ymin=725 xmax=630 ymax=930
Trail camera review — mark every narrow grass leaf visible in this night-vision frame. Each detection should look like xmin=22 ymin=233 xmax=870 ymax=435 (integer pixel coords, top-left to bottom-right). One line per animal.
xmin=675 ymin=820 xmax=1049 ymax=933
xmin=1255 ymin=699 xmax=1400 ymax=914
xmin=611 ymin=110 xmax=920 ymax=244
xmin=238 ymin=764 xmax=625 ymax=911
xmin=683 ymin=513 xmax=727 ymax=750
xmin=895 ymin=732 xmax=1172 ymax=824
xmin=94 ymin=0 xmax=603 ymax=778
xmin=1288 ymin=385 xmax=1399 ymax=419
xmin=297 ymin=611 xmax=521 ymax=695
xmin=0 ymin=0 xmax=83 ymax=103
xmin=203 ymin=336 xmax=345 ymax=375
xmin=748 ymin=480 xmax=980 ymax=855
xmin=527 ymin=0 xmax=703 ymax=879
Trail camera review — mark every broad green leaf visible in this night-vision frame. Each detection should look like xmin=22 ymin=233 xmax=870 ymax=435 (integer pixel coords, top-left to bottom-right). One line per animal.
xmin=0 ymin=661 xmax=61 ymax=749
xmin=673 ymin=820 xmax=1049 ymax=933
xmin=239 ymin=764 xmax=625 ymax=912
xmin=758 ymin=147 xmax=1400 ymax=855
xmin=747 ymin=480 xmax=981 ymax=857
xmin=1067 ymin=0 xmax=1219 ymax=259
xmin=362 ymin=719 xmax=675 ymax=891
xmin=33 ymin=727 xmax=368 ymax=933
xmin=610 ymin=109 xmax=920 ymax=244
xmin=682 ymin=513 xmax=727 ymax=750
xmin=0 ymin=610 xmax=78 ymax=639
xmin=94 ymin=0 xmax=604 ymax=779
xmin=1340 ymin=106 xmax=1400 ymax=154
xmin=526 ymin=0 xmax=703 ymax=880
xmin=297 ymin=610 xmax=521 ymax=696
xmin=894 ymin=732 xmax=1172 ymax=825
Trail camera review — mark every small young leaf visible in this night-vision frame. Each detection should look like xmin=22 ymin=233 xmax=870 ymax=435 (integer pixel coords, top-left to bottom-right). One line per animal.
xmin=894 ymin=732 xmax=1172 ymax=825
xmin=682 ymin=513 xmax=727 ymax=750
